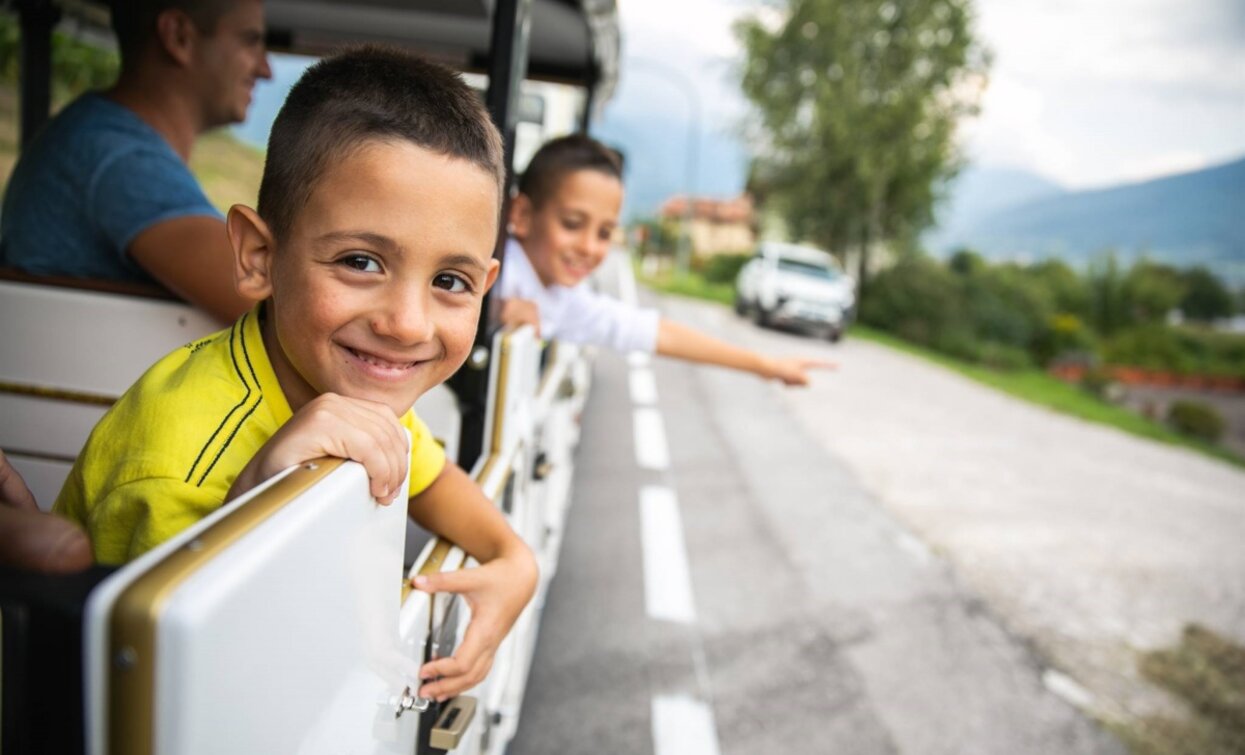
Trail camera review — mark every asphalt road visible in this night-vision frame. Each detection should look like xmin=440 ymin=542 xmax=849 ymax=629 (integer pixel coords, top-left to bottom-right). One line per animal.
xmin=509 ymin=293 xmax=1147 ymax=755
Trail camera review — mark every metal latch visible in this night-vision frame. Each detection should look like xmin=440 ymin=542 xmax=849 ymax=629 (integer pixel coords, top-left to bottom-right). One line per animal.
xmin=429 ymin=695 xmax=477 ymax=750
xmin=390 ymin=685 xmax=431 ymax=718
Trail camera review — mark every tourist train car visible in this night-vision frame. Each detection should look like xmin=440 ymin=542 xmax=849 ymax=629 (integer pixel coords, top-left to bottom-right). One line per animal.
xmin=0 ymin=1 xmax=619 ymax=752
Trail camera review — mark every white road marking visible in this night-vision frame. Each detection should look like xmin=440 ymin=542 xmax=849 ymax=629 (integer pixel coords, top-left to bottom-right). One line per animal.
xmin=633 ymin=407 xmax=670 ymax=470
xmin=629 ymin=368 xmax=659 ymax=406
xmin=896 ymin=531 xmax=931 ymax=565
xmin=629 ymin=358 xmax=722 ymax=750
xmin=639 ymin=485 xmax=697 ymax=624
xmin=651 ymin=693 xmax=721 ymax=755
xmin=1042 ymin=669 xmax=1095 ymax=710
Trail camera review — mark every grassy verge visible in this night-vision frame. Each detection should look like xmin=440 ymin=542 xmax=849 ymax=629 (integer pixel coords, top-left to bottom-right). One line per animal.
xmin=640 ymin=269 xmax=736 ymax=307
xmin=640 ymin=268 xmax=1245 ymax=469
xmin=1111 ymin=625 xmax=1245 ymax=755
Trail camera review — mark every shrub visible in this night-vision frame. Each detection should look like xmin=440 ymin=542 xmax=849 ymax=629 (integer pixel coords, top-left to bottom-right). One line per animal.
xmin=1080 ymin=367 xmax=1116 ymax=400
xmin=1032 ymin=313 xmax=1096 ymax=366
xmin=699 ymin=253 xmax=752 ymax=285
xmin=1167 ymin=401 xmax=1225 ymax=442
xmin=861 ymin=256 xmax=969 ymax=349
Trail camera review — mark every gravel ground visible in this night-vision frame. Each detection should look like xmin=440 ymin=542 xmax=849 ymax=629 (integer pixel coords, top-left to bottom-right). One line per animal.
xmin=660 ymin=294 xmax=1245 ymax=721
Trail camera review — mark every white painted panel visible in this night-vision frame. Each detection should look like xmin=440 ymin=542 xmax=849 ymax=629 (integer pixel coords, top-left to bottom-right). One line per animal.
xmin=0 ymin=393 xmax=107 ymax=459
xmin=0 ymin=281 xmax=217 ymax=396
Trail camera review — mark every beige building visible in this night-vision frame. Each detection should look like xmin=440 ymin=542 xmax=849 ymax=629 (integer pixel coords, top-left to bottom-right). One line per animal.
xmin=660 ymin=194 xmax=756 ymax=258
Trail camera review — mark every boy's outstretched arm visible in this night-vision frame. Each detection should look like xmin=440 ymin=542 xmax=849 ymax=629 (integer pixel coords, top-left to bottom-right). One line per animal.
xmin=407 ymin=463 xmax=538 ymax=702
xmin=656 ymin=319 xmax=835 ymax=386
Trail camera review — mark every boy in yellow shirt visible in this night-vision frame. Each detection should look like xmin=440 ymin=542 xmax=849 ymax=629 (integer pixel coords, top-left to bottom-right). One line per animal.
xmin=53 ymin=46 xmax=536 ymax=703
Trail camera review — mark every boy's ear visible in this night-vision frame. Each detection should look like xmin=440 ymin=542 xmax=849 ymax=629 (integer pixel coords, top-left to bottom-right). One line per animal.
xmin=482 ymin=258 xmax=501 ymax=295
xmin=508 ymin=193 xmax=533 ymax=240
xmin=227 ymin=205 xmax=276 ymax=302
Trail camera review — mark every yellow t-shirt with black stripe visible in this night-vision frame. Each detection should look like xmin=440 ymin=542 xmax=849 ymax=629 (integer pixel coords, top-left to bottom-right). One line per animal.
xmin=53 ymin=306 xmax=446 ymax=565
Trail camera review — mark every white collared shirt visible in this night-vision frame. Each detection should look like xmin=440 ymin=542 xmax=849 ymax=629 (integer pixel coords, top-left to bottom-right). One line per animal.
xmin=499 ymin=238 xmax=659 ymax=353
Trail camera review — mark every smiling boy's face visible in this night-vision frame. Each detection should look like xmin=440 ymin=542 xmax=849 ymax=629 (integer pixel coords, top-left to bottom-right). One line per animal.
xmin=510 ymin=168 xmax=623 ymax=288
xmin=230 ymin=141 xmax=500 ymax=416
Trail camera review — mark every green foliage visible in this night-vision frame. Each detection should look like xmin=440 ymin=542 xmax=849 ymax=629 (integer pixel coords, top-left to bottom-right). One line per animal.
xmin=735 ymin=0 xmax=990 ymax=287
xmin=1104 ymin=325 xmax=1245 ymax=378
xmin=859 ymin=255 xmax=972 ymax=350
xmin=862 ymin=249 xmax=1245 ymax=381
xmin=0 ymin=14 xmax=118 ymax=100
xmin=1125 ymin=260 xmax=1186 ymax=324
xmin=1114 ymin=624 xmax=1245 ymax=755
xmin=1180 ymin=267 xmax=1235 ymax=321
xmin=697 ymin=253 xmax=752 ymax=285
xmin=1033 ymin=313 xmax=1096 ymax=366
xmin=633 ymin=216 xmax=680 ymax=259
xmin=1166 ymin=401 xmax=1226 ymax=443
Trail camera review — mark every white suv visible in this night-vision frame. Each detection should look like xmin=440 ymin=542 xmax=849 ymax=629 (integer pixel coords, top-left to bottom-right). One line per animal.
xmin=734 ymin=242 xmax=855 ymax=341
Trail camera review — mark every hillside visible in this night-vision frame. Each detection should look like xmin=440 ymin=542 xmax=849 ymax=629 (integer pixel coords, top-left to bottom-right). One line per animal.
xmin=938 ymin=157 xmax=1245 ymax=281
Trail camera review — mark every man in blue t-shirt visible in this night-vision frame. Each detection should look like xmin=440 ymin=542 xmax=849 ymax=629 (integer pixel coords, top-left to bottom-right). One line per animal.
xmin=0 ymin=0 xmax=270 ymax=323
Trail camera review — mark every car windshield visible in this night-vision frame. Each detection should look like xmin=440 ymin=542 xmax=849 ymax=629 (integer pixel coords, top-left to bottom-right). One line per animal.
xmin=777 ymin=258 xmax=839 ymax=280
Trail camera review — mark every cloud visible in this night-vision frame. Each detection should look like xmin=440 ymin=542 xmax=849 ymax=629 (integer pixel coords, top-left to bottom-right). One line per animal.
xmin=973 ymin=0 xmax=1245 ymax=185
xmin=605 ymin=0 xmax=1245 ymax=197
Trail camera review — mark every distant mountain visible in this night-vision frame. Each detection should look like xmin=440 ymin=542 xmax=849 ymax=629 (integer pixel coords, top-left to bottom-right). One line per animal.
xmin=933 ymin=157 xmax=1245 ymax=282
xmin=938 ymin=167 xmax=1066 ymax=231
xmin=926 ymin=166 xmax=1066 ymax=252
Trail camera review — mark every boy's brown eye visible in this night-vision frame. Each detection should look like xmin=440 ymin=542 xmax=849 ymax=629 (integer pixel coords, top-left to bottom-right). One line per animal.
xmin=433 ymin=273 xmax=469 ymax=293
xmin=340 ymin=254 xmax=381 ymax=273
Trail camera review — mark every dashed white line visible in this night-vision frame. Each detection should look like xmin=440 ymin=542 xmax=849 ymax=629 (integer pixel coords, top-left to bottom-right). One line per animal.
xmin=638 ymin=485 xmax=697 ymax=624
xmin=628 ymin=348 xmax=721 ymax=755
xmin=1042 ymin=669 xmax=1095 ymax=710
xmin=633 ymin=407 xmax=670 ymax=470
xmin=629 ymin=367 xmax=659 ymax=405
xmin=651 ymin=693 xmax=721 ymax=755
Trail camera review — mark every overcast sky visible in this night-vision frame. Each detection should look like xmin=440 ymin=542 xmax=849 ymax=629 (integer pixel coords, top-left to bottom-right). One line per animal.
xmin=602 ymin=0 xmax=1245 ymax=192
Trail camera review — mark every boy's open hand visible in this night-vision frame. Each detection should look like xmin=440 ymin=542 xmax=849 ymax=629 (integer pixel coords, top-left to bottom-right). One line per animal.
xmin=227 ymin=393 xmax=409 ymax=504
xmin=761 ymin=356 xmax=837 ymax=386
xmin=411 ymin=548 xmax=538 ymax=702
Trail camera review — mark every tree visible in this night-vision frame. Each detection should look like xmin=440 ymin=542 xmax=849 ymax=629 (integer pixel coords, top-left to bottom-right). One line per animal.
xmin=1123 ymin=260 xmax=1185 ymax=324
xmin=736 ymin=0 xmax=989 ymax=300
xmin=1178 ymin=266 xmax=1234 ymax=322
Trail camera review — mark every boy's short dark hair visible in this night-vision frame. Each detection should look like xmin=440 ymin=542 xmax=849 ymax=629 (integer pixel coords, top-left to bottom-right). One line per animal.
xmin=518 ymin=134 xmax=623 ymax=208
xmin=258 ymin=46 xmax=506 ymax=242
xmin=110 ymin=0 xmax=236 ymax=61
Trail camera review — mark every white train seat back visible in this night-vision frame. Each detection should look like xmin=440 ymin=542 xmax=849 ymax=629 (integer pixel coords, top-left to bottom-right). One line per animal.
xmin=0 ymin=280 xmax=219 ymax=509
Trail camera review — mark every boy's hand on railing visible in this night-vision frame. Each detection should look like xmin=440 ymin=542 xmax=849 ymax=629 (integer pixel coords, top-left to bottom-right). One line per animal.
xmin=410 ymin=544 xmax=538 ymax=702
xmin=499 ymin=298 xmax=541 ymax=338
xmin=226 ymin=393 xmax=409 ymax=504
xmin=760 ymin=355 xmax=838 ymax=386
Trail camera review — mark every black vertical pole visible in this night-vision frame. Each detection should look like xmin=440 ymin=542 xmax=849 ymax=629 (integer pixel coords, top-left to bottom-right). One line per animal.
xmin=17 ymin=0 xmax=59 ymax=150
xmin=578 ymin=81 xmax=595 ymax=134
xmin=446 ymin=0 xmax=532 ymax=473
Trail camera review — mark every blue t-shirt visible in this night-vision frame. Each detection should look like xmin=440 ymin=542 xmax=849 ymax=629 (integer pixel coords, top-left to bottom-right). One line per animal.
xmin=0 ymin=93 xmax=222 ymax=285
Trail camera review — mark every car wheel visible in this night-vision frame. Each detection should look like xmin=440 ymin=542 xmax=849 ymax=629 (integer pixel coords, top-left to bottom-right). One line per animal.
xmin=733 ymin=293 xmax=747 ymax=316
xmin=752 ymin=305 xmax=770 ymax=328
xmin=827 ymin=325 xmax=844 ymax=343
